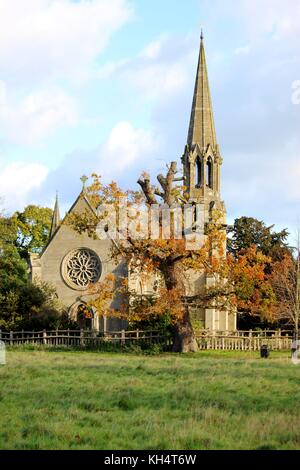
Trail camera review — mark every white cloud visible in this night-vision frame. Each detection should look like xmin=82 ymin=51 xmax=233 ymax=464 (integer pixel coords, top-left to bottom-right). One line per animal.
xmin=0 ymin=80 xmax=6 ymax=106
xmin=201 ymin=0 xmax=300 ymax=41
xmin=239 ymin=0 xmax=300 ymax=38
xmin=282 ymin=158 xmax=300 ymax=202
xmin=26 ymin=119 xmax=164 ymax=212
xmin=140 ymin=35 xmax=168 ymax=60
xmin=0 ymin=0 xmax=134 ymax=84
xmin=97 ymin=34 xmax=195 ymax=101
xmin=234 ymin=45 xmax=251 ymax=55
xmin=0 ymin=161 xmax=48 ymax=210
xmin=0 ymin=86 xmax=79 ymax=144
xmin=126 ymin=61 xmax=188 ymax=101
xmin=95 ymin=58 xmax=130 ymax=80
xmin=0 ymin=0 xmax=134 ymax=146
xmin=103 ymin=121 xmax=160 ymax=172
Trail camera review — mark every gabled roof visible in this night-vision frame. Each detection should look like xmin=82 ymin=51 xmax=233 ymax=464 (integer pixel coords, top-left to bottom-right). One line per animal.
xmin=40 ymin=191 xmax=97 ymax=258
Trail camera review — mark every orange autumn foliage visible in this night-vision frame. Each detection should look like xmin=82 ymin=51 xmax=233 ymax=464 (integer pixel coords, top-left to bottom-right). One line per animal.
xmin=69 ymin=174 xmax=279 ymax=328
xmin=228 ymin=246 xmax=277 ymax=320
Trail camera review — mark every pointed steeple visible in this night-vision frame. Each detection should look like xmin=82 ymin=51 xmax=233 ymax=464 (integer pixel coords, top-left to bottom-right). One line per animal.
xmin=187 ymin=32 xmax=217 ymax=151
xmin=50 ymin=192 xmax=61 ymax=238
xmin=182 ymin=33 xmax=224 ymax=204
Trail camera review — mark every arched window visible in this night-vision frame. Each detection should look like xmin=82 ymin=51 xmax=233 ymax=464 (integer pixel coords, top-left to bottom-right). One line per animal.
xmin=206 ymin=158 xmax=213 ymax=189
xmin=195 ymin=156 xmax=202 ymax=188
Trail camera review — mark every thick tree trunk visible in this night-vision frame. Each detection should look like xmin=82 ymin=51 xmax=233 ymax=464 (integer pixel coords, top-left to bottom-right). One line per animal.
xmin=162 ymin=262 xmax=198 ymax=353
xmin=172 ymin=306 xmax=199 ymax=353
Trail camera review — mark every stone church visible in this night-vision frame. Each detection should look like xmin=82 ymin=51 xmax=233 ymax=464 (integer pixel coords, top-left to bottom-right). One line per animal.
xmin=30 ymin=35 xmax=237 ymax=332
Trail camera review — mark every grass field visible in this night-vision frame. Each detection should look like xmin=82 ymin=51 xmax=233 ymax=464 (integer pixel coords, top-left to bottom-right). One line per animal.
xmin=0 ymin=348 xmax=300 ymax=450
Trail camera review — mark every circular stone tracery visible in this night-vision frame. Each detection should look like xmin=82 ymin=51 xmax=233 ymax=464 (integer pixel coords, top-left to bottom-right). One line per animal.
xmin=62 ymin=248 xmax=101 ymax=290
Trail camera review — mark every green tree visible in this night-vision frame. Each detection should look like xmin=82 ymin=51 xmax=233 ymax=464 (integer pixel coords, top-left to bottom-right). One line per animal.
xmin=228 ymin=217 xmax=290 ymax=261
xmin=12 ymin=205 xmax=53 ymax=258
xmin=0 ymin=245 xmax=28 ymax=292
xmin=0 ymin=206 xmax=17 ymax=250
xmin=0 ymin=243 xmax=29 ymax=330
xmin=0 ymin=259 xmax=72 ymax=331
xmin=16 ymin=282 xmax=73 ymax=331
xmin=0 ymin=202 xmax=70 ymax=331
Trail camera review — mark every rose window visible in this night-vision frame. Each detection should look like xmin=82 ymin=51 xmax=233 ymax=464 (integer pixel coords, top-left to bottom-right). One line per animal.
xmin=62 ymin=248 xmax=101 ymax=290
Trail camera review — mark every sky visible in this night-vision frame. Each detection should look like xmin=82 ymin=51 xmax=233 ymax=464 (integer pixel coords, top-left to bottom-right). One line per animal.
xmin=0 ymin=0 xmax=300 ymax=242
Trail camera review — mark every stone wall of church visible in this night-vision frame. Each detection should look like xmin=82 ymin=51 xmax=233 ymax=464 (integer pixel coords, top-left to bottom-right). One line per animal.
xmin=31 ymin=197 xmax=127 ymax=332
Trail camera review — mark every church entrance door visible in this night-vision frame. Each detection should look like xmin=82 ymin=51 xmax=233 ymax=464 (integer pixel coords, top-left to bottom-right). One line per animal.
xmin=77 ymin=304 xmax=93 ymax=330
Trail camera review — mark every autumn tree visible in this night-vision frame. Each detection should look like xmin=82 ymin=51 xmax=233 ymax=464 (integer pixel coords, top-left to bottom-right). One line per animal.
xmin=68 ymin=167 xmax=231 ymax=352
xmin=69 ymin=166 xmax=277 ymax=352
xmin=270 ymin=235 xmax=300 ymax=338
xmin=226 ymin=217 xmax=292 ymax=329
xmin=228 ymin=246 xmax=276 ymax=322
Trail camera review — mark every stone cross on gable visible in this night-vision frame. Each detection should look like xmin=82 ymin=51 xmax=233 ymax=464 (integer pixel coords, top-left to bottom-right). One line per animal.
xmin=80 ymin=175 xmax=88 ymax=190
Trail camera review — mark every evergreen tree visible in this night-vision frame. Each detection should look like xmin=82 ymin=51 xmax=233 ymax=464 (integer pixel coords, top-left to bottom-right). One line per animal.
xmin=228 ymin=217 xmax=290 ymax=261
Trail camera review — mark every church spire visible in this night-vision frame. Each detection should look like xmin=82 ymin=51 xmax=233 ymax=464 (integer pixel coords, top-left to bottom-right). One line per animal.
xmin=182 ymin=33 xmax=224 ymax=203
xmin=50 ymin=192 xmax=61 ymax=238
xmin=187 ymin=32 xmax=217 ymax=151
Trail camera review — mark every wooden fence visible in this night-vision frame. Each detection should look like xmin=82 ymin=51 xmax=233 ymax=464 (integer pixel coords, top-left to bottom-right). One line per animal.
xmin=0 ymin=329 xmax=294 ymax=351
xmin=0 ymin=329 xmax=169 ymax=347
xmin=195 ymin=330 xmax=293 ymax=351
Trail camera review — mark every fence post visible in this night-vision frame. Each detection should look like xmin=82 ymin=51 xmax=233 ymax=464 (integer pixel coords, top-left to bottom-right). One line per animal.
xmin=286 ymin=334 xmax=290 ymax=351
xmin=43 ymin=330 xmax=47 ymax=345
xmin=136 ymin=329 xmax=139 ymax=340
xmin=80 ymin=329 xmax=84 ymax=346
xmin=103 ymin=315 xmax=107 ymax=337
xmin=10 ymin=331 xmax=13 ymax=346
xmin=249 ymin=329 xmax=253 ymax=351
xmin=121 ymin=329 xmax=125 ymax=346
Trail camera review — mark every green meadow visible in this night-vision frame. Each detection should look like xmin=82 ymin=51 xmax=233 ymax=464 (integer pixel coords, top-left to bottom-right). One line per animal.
xmin=0 ymin=349 xmax=299 ymax=450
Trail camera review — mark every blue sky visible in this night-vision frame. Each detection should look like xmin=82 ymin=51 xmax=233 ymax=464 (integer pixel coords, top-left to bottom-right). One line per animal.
xmin=0 ymin=0 xmax=300 ymax=241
